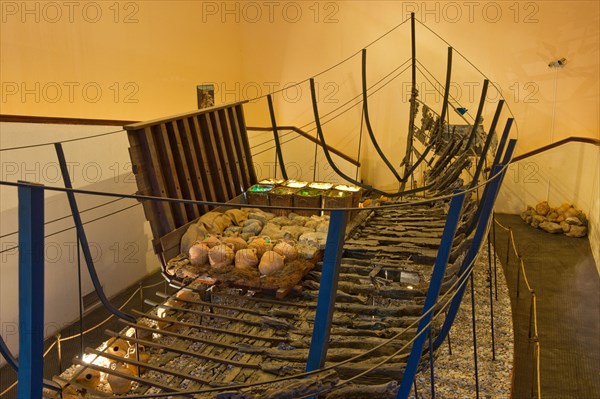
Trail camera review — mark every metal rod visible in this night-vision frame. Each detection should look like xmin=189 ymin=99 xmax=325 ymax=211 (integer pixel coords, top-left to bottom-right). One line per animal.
xmin=401 ymin=12 xmax=418 ymax=191
xmin=267 ymin=94 xmax=288 ymax=179
xmin=122 ymin=320 xmax=238 ymax=350
xmin=469 ymin=100 xmax=504 ymax=189
xmin=105 ymin=329 xmax=260 ymax=369
xmin=0 ymin=322 xmax=19 ymax=371
xmin=492 ymin=118 xmax=514 ymax=168
xmin=517 ymin=255 xmax=522 ymax=298
xmin=487 ymin=231 xmax=496 ymax=360
xmin=356 ymin=105 xmax=365 ymax=181
xmin=130 ymin=309 xmax=286 ymax=342
xmin=403 ymin=46 xmax=454 ymax=185
xmin=139 ymin=282 xmax=144 ymax=313
xmin=145 ymin=299 xmax=260 ymax=325
xmin=54 ymin=143 xmax=135 ymax=322
xmin=438 ymin=47 xmax=453 ymax=129
xmin=528 ymin=292 xmax=534 ymax=339
xmin=506 ymin=227 xmax=511 ymax=267
xmin=464 ymin=80 xmax=489 ymax=151
xmin=56 ymin=334 xmax=62 ymax=374
xmin=135 ymin=329 xmax=141 ymax=378
xmin=85 ymin=346 xmax=210 ymax=385
xmin=470 ymin=272 xmax=480 ymax=399
xmin=17 ymin=181 xmax=45 ymax=399
xmin=77 ymin=238 xmax=84 ymax=357
xmin=361 ymin=48 xmax=403 ymax=182
xmin=428 ymin=328 xmax=435 ymax=399
xmin=493 ymin=212 xmax=498 ymax=301
xmin=72 ymin=357 xmax=186 ymax=395
xmin=531 ymin=342 xmax=537 ymax=398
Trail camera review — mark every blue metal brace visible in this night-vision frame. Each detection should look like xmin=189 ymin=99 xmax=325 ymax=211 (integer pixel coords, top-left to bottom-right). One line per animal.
xmin=396 ymin=191 xmax=466 ymax=398
xmin=17 ymin=181 xmax=45 ymax=399
xmin=433 ymin=160 xmax=512 ymax=351
xmin=305 ymin=210 xmax=348 ymax=373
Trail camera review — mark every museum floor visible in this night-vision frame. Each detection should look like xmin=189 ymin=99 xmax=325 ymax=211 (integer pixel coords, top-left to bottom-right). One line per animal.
xmin=494 ymin=213 xmax=600 ymax=399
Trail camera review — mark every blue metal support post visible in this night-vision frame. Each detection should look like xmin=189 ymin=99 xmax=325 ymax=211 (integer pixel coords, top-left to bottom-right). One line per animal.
xmin=396 ymin=191 xmax=466 ymax=398
xmin=306 ymin=210 xmax=348 ymax=373
xmin=17 ymin=182 xmax=45 ymax=399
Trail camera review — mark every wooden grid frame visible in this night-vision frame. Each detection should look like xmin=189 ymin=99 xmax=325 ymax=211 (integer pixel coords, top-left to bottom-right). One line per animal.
xmin=125 ymin=101 xmax=257 ymax=260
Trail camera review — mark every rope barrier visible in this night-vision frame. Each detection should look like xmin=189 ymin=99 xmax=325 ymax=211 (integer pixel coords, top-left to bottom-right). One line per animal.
xmin=494 ymin=216 xmax=541 ymax=399
xmin=0 ymin=381 xmax=16 ymax=397
xmin=141 ymin=279 xmax=167 ymax=290
xmin=57 ymin=286 xmax=141 ymax=343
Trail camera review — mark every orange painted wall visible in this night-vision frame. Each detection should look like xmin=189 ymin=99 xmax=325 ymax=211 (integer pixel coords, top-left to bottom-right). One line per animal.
xmin=1 ymin=1 xmax=598 ymax=162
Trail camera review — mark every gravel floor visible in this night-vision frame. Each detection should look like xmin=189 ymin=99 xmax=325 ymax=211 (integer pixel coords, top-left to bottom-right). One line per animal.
xmin=411 ymin=238 xmax=514 ymax=399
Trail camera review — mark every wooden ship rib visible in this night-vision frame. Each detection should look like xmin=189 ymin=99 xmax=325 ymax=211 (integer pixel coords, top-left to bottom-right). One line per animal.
xmin=49 ymin=14 xmax=516 ymax=399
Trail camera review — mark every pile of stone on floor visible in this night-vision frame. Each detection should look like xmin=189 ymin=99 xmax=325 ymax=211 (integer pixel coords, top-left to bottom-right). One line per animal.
xmin=520 ymin=201 xmax=588 ymax=237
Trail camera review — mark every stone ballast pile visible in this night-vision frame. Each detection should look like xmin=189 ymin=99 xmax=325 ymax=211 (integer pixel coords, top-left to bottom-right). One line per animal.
xmin=520 ymin=201 xmax=588 ymax=237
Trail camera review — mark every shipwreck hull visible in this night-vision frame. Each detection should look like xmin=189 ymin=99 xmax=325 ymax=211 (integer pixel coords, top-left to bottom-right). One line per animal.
xmin=47 ymin=14 xmax=518 ymax=399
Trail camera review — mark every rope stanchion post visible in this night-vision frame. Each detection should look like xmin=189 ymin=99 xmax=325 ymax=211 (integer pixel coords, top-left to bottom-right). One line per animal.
xmin=56 ymin=333 xmax=62 ymax=374
xmin=495 ymin=216 xmax=541 ymax=399
xmin=470 ymin=272 xmax=480 ymax=399
xmin=531 ymin=339 xmax=538 ymax=399
xmin=487 ymin=231 xmax=496 ymax=360
xmin=528 ymin=291 xmax=535 ymax=340
xmin=516 ymin=255 xmax=522 ymax=298
xmin=506 ymin=227 xmax=512 ymax=266
xmin=134 ymin=329 xmax=141 ymax=378
xmin=428 ymin=328 xmax=436 ymax=399
xmin=535 ymin=341 xmax=541 ymax=399
xmin=493 ymin=213 xmax=498 ymax=300
xmin=139 ymin=282 xmax=144 ymax=313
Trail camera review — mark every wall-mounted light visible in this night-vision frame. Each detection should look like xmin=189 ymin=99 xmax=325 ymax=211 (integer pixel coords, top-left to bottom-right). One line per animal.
xmin=548 ymin=58 xmax=567 ymax=68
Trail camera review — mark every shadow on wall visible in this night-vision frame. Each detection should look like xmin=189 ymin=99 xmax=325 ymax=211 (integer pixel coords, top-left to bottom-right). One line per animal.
xmin=0 ymin=124 xmax=162 ymax=363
